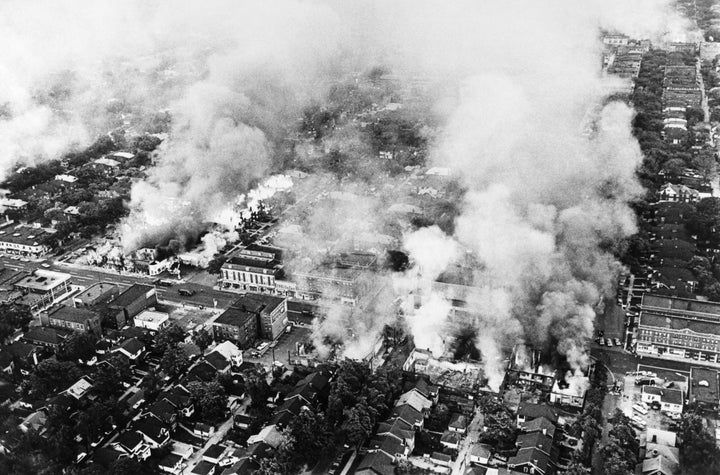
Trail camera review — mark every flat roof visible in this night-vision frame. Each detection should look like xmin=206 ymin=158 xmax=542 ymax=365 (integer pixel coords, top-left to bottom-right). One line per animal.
xmin=642 ymin=294 xmax=720 ymax=317
xmin=74 ymin=282 xmax=119 ymax=304
xmin=15 ymin=270 xmax=71 ymax=292
xmin=134 ymin=309 xmax=169 ymax=324
xmin=639 ymin=312 xmax=720 ymax=336
xmin=0 ymin=225 xmax=48 ymax=247
xmin=49 ymin=305 xmax=99 ymax=324
xmin=110 ymin=284 xmax=155 ymax=308
xmin=690 ymin=367 xmax=720 ymax=405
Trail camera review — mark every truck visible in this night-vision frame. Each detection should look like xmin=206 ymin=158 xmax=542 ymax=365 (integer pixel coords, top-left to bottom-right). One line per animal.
xmin=178 ymin=288 xmax=195 ymax=296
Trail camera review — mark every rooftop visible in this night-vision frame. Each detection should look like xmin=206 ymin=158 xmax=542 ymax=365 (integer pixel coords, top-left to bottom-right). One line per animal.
xmin=48 ymin=305 xmax=99 ymax=324
xmin=15 ymin=270 xmax=71 ymax=292
xmin=690 ymin=367 xmax=720 ymax=405
xmin=642 ymin=294 xmax=720 ymax=318
xmin=73 ymin=282 xmax=119 ymax=305
xmin=0 ymin=224 xmax=48 ymax=247
xmin=109 ymin=284 xmax=155 ymax=308
xmin=134 ymin=309 xmax=169 ymax=325
xmin=642 ymin=385 xmax=684 ymax=405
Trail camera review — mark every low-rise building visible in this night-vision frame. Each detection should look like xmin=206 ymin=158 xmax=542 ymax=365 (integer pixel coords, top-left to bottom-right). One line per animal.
xmin=14 ymin=270 xmax=72 ymax=312
xmin=112 ymin=337 xmax=145 ymax=361
xmin=689 ymin=367 xmax=720 ymax=411
xmin=212 ymin=294 xmax=287 ymax=347
xmin=41 ymin=306 xmax=101 ymax=336
xmin=101 ymin=284 xmax=157 ymax=329
xmin=635 ymin=294 xmax=720 ymax=363
xmin=641 ymin=386 xmax=684 ymax=415
xmin=0 ymin=224 xmax=50 ymax=257
xmin=73 ymin=283 xmax=120 ymax=307
xmin=133 ymin=309 xmax=170 ymax=332
xmin=220 ymin=244 xmax=284 ymax=294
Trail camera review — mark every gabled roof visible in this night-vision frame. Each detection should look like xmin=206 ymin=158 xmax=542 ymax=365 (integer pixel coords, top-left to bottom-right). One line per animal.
xmin=203 ymin=443 xmax=227 ymax=459
xmin=369 ymin=435 xmax=405 ymax=457
xmin=286 ymin=384 xmax=318 ymax=404
xmin=508 ymin=447 xmax=552 ymax=473
xmin=516 ymin=432 xmax=554 ymax=455
xmin=441 ymin=430 xmax=461 ymax=445
xmin=92 ymin=448 xmax=127 ymax=468
xmin=520 ymin=416 xmax=557 ymax=438
xmin=471 ymin=443 xmax=492 ymax=459
xmin=295 ymin=371 xmax=330 ymax=392
xmin=205 ymin=351 xmax=230 ymax=371
xmin=641 ymin=454 xmax=679 ymax=475
xmin=356 ymin=451 xmax=395 ymax=475
xmin=23 ymin=327 xmax=67 ymax=345
xmin=275 ymin=397 xmax=306 ymax=416
xmin=115 ymin=430 xmax=143 ymax=451
xmin=517 ymin=403 xmax=559 ymax=424
xmin=449 ymin=413 xmax=467 ymax=429
xmin=115 ymin=337 xmax=144 ymax=355
xmin=396 ymin=390 xmax=432 ymax=413
xmin=377 ymin=419 xmax=414 ymax=442
xmin=162 ymin=386 xmax=191 ymax=408
xmin=147 ymin=399 xmax=176 ymax=423
xmin=132 ymin=419 xmax=168 ymax=443
xmin=391 ymin=403 xmax=423 ymax=426
xmin=182 ymin=361 xmax=218 ymax=385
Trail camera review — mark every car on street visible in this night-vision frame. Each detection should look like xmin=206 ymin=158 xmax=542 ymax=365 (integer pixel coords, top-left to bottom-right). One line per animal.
xmin=605 ymin=338 xmax=613 ymax=347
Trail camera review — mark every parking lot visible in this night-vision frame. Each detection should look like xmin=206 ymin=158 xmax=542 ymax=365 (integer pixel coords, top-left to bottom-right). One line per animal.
xmin=243 ymin=325 xmax=313 ymax=367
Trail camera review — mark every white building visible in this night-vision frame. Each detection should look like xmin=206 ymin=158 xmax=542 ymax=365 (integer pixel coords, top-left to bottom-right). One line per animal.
xmin=641 ymin=386 xmax=684 ymax=415
xmin=133 ymin=310 xmax=170 ymax=332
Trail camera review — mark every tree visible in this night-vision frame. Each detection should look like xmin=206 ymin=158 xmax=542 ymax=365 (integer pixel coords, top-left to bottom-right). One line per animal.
xmin=193 ymin=329 xmax=213 ymax=353
xmin=160 ymin=345 xmax=190 ymax=377
xmin=155 ymin=323 xmax=186 ymax=353
xmin=187 ymin=380 xmax=228 ymax=423
xmin=109 ymin=456 xmax=152 ymax=475
xmin=92 ymin=356 xmax=131 ymax=399
xmin=57 ymin=332 xmax=98 ymax=363
xmin=27 ymin=359 xmax=82 ymax=399
xmin=679 ymin=411 xmax=720 ymax=474
xmin=341 ymin=400 xmax=376 ymax=446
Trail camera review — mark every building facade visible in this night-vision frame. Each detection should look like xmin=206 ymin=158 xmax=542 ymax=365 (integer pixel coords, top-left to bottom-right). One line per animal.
xmin=41 ymin=306 xmax=102 ymax=336
xmin=220 ymin=244 xmax=283 ymax=293
xmin=14 ymin=270 xmax=72 ymax=312
xmin=635 ymin=294 xmax=720 ymax=364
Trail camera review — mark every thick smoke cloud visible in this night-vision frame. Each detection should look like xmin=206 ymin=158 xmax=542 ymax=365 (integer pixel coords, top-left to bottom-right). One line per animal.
xmin=2 ymin=1 xmax=694 ymax=384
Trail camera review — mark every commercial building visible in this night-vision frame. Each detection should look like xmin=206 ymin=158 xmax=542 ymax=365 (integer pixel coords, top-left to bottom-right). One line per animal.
xmin=14 ymin=270 xmax=72 ymax=312
xmin=220 ymin=244 xmax=283 ymax=293
xmin=689 ymin=367 xmax=719 ymax=411
xmin=635 ymin=294 xmax=720 ymax=364
xmin=292 ymin=252 xmax=377 ymax=305
xmin=0 ymin=224 xmax=50 ymax=257
xmin=133 ymin=310 xmax=170 ymax=332
xmin=73 ymin=282 xmax=120 ymax=307
xmin=100 ymin=284 xmax=157 ymax=329
xmin=641 ymin=386 xmax=684 ymax=415
xmin=41 ymin=306 xmax=102 ymax=336
xmin=211 ymin=294 xmax=288 ymax=347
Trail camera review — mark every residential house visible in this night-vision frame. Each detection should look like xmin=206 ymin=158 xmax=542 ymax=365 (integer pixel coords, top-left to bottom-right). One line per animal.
xmin=356 ymin=451 xmax=395 ymax=475
xmin=194 ymin=422 xmax=215 ymax=439
xmin=112 ymin=337 xmax=145 ymax=360
xmin=132 ymin=419 xmax=170 ymax=449
xmin=507 ymin=447 xmax=554 ymax=475
xmin=145 ymin=399 xmax=178 ymax=429
xmin=440 ymin=430 xmax=461 ymax=450
xmin=377 ymin=419 xmax=415 ymax=452
xmin=112 ymin=431 xmax=152 ymax=461
xmin=519 ymin=416 xmax=557 ymax=439
xmin=516 ymin=403 xmax=559 ymax=427
xmin=162 ymin=386 xmax=194 ymax=418
xmin=449 ymin=413 xmax=467 ymax=434
xmin=158 ymin=453 xmax=184 ymax=474
xmin=247 ymin=424 xmax=283 ymax=449
xmin=429 ymin=452 xmax=452 ymax=467
xmin=516 ymin=432 xmax=555 ymax=456
xmin=368 ymin=435 xmax=411 ymax=460
xmin=396 ymin=389 xmax=432 ymax=415
xmin=470 ymin=444 xmax=493 ymax=466
xmin=191 ymin=460 xmax=216 ymax=475
xmin=205 ymin=351 xmax=231 ymax=373
xmin=391 ymin=403 xmax=424 ymax=430
xmin=202 ymin=444 xmax=227 ymax=464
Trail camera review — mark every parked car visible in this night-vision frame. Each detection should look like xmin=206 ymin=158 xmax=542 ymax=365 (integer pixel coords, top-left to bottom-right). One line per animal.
xmin=605 ymin=338 xmax=613 ymax=347
xmin=613 ymin=338 xmax=622 ymax=347
xmin=178 ymin=288 xmax=195 ymax=296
